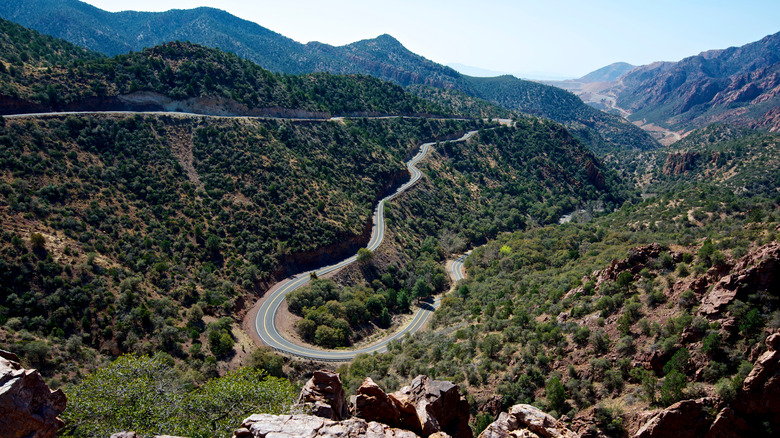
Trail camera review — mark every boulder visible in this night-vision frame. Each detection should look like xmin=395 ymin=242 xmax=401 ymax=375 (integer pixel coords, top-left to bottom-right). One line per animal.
xmin=351 ymin=377 xmax=401 ymax=424
xmin=238 ymin=413 xmax=421 ymax=438
xmin=704 ymin=407 xmax=751 ymax=438
xmin=388 ymin=375 xmax=472 ymax=438
xmin=0 ymin=350 xmax=67 ymax=438
xmin=297 ymin=370 xmax=349 ymax=420
xmin=478 ymin=404 xmax=577 ymax=438
xmin=352 ymin=375 xmax=471 ymax=438
xmin=732 ymin=332 xmax=780 ymax=424
xmin=632 ymin=398 xmax=717 ymax=438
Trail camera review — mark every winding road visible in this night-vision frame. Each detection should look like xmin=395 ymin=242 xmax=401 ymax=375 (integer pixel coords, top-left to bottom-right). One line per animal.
xmin=254 ymin=131 xmax=478 ymax=361
xmin=450 ymin=252 xmax=470 ymax=283
xmin=4 ymin=109 xmax=476 ymax=361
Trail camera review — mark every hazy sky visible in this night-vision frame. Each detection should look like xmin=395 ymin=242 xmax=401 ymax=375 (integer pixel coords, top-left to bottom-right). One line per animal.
xmin=81 ymin=0 xmax=780 ymax=79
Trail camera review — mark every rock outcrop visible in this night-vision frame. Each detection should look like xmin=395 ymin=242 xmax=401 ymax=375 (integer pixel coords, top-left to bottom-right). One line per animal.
xmin=297 ymin=370 xmax=350 ymax=421
xmin=352 ymin=375 xmax=472 ymax=438
xmin=632 ymin=398 xmax=718 ymax=438
xmin=0 ymin=349 xmax=67 ymax=438
xmin=110 ymin=433 xmax=187 ymax=438
xmin=699 ymin=241 xmax=780 ymax=317
xmin=478 ymin=404 xmax=577 ymax=438
xmin=237 ymin=414 xmax=423 ymax=438
xmin=731 ymin=332 xmax=780 ymax=424
xmin=632 ymin=332 xmax=780 ymax=437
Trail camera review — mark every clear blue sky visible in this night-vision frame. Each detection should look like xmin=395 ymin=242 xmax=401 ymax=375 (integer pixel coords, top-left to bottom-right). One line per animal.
xmin=82 ymin=0 xmax=780 ymax=79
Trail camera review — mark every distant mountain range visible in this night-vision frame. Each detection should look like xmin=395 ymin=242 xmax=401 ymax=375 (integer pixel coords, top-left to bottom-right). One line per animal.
xmin=578 ymin=62 xmax=636 ymax=83
xmin=0 ymin=0 xmax=657 ymax=154
xmin=614 ymin=32 xmax=780 ymax=133
xmin=547 ymin=34 xmax=780 ymax=136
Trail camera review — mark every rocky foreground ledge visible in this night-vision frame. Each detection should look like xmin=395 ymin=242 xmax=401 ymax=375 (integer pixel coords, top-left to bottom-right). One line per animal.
xmin=3 ymin=333 xmax=778 ymax=437
xmin=232 ymin=370 xmax=579 ymax=438
xmin=0 ymin=350 xmax=66 ymax=438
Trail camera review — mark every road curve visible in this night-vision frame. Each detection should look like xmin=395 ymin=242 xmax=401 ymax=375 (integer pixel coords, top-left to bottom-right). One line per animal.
xmin=255 ymin=131 xmax=478 ymax=361
xmin=450 ymin=252 xmax=470 ymax=283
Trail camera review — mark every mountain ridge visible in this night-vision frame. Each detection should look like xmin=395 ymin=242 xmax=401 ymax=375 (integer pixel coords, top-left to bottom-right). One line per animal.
xmin=0 ymin=0 xmax=658 ymax=154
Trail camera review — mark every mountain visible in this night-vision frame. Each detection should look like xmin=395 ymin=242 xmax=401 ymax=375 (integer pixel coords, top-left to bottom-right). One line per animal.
xmin=465 ymin=75 xmax=659 ymax=154
xmin=447 ymin=62 xmax=511 ymax=78
xmin=0 ymin=0 xmax=658 ymax=154
xmin=578 ymin=62 xmax=635 ymax=83
xmin=614 ymin=31 xmax=780 ymax=133
xmin=0 ymin=18 xmax=448 ymax=118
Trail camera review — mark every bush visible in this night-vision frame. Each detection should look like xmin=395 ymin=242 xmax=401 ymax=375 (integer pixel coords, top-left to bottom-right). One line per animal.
xmin=659 ymin=370 xmax=687 ymax=406
xmin=60 ymin=354 xmax=297 ymax=438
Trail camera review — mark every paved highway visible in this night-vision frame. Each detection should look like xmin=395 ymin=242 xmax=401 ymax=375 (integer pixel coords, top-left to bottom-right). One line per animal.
xmin=450 ymin=252 xmax=470 ymax=283
xmin=255 ymin=131 xmax=478 ymax=361
xmin=2 ymin=109 xmax=478 ymax=361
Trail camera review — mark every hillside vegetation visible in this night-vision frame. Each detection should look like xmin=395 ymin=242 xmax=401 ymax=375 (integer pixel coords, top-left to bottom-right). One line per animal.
xmin=332 ymin=126 xmax=780 ymax=436
xmin=0 ymin=18 xmax=447 ymax=117
xmin=465 ymin=75 xmax=659 ymax=155
xmin=290 ymin=117 xmax=632 ymax=349
xmin=0 ymin=2 xmax=659 ymax=154
xmin=0 ymin=113 xmax=479 ymax=380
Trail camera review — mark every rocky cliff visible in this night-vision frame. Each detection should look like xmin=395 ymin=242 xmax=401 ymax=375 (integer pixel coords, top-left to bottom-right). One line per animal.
xmin=0 ymin=349 xmax=66 ymax=438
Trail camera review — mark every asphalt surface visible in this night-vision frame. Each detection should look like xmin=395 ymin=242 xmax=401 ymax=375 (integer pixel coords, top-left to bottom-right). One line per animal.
xmin=254 ymin=131 xmax=478 ymax=361
xmin=450 ymin=252 xmax=471 ymax=283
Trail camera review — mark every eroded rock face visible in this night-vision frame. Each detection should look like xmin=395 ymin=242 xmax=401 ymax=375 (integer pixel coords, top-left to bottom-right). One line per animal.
xmin=593 ymin=244 xmax=664 ymax=288
xmin=699 ymin=241 xmax=780 ymax=317
xmin=391 ymin=375 xmax=472 ymax=438
xmin=0 ymin=350 xmax=67 ymax=438
xmin=297 ymin=370 xmax=349 ymax=421
xmin=632 ymin=398 xmax=718 ymax=438
xmin=349 ymin=375 xmax=471 ymax=438
xmin=351 ymin=377 xmax=401 ymax=425
xmin=238 ymin=413 xmax=422 ymax=438
xmin=732 ymin=332 xmax=780 ymax=424
xmin=632 ymin=333 xmax=780 ymax=436
xmin=478 ymin=404 xmax=577 ymax=438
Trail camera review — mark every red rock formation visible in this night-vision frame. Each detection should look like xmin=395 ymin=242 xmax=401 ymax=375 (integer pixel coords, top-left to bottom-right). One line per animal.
xmin=633 ymin=398 xmax=718 ymax=438
xmin=477 ymin=404 xmax=577 ymax=438
xmin=699 ymin=242 xmax=780 ymax=317
xmin=632 ymin=332 xmax=780 ymax=437
xmin=349 ymin=375 xmax=471 ymax=438
xmin=351 ymin=378 xmax=402 ymax=425
xmin=663 ymin=152 xmax=700 ymax=175
xmin=297 ymin=370 xmax=350 ymax=421
xmin=389 ymin=375 xmax=472 ymax=438
xmin=237 ymin=413 xmax=424 ymax=438
xmin=0 ymin=350 xmax=67 ymax=438
xmin=731 ymin=333 xmax=780 ymax=425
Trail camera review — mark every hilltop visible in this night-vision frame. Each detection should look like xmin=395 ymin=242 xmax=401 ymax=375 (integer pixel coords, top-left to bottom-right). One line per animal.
xmin=0 ymin=0 xmax=658 ymax=155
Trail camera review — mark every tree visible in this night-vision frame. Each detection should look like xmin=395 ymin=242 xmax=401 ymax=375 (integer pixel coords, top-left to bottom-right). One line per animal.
xmin=379 ymin=307 xmax=391 ymax=328
xmin=412 ymin=277 xmax=432 ymax=302
xmin=659 ymin=370 xmax=687 ymax=406
xmin=546 ymin=376 xmax=566 ymax=412
xmin=61 ymin=354 xmax=297 ymax=438
xmin=397 ymin=290 xmax=410 ymax=311
xmin=30 ymin=232 xmax=46 ymax=253
xmin=356 ymin=248 xmax=373 ymax=265
xmin=247 ymin=347 xmax=285 ymax=377
xmin=458 ymin=284 xmax=470 ymax=300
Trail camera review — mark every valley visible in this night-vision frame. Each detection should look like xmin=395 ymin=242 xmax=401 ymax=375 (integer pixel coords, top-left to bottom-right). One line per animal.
xmin=0 ymin=3 xmax=778 ymax=438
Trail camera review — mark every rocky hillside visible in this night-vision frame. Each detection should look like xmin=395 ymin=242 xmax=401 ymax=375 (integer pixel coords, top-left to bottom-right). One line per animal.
xmin=614 ymin=31 xmax=780 ymax=133
xmin=8 ymin=351 xmax=776 ymax=438
xmin=465 ymin=75 xmax=658 ymax=155
xmin=578 ymin=63 xmax=636 ymax=84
